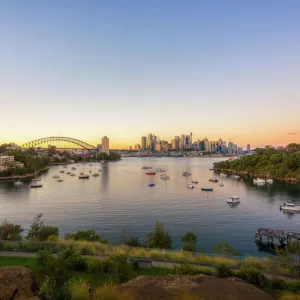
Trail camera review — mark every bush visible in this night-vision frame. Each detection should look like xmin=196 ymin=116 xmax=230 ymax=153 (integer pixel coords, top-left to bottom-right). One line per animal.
xmin=93 ymin=284 xmax=132 ymax=300
xmin=181 ymin=232 xmax=197 ymax=252
xmin=0 ymin=220 xmax=24 ymax=240
xmin=47 ymin=235 xmax=59 ymax=242
xmin=58 ymin=249 xmax=87 ymax=271
xmin=87 ymin=259 xmax=104 ymax=274
xmin=124 ymin=237 xmax=142 ymax=247
xmin=216 ymin=264 xmax=233 ymax=278
xmin=268 ymin=277 xmax=288 ymax=290
xmin=108 ymin=254 xmax=136 ymax=283
xmin=38 ymin=226 xmax=59 ymax=241
xmin=280 ymin=292 xmax=300 ymax=300
xmin=172 ymin=264 xmax=215 ymax=276
xmin=144 ymin=221 xmax=172 ymax=249
xmin=65 ymin=229 xmax=101 ymax=242
xmin=236 ymin=267 xmax=266 ymax=287
xmin=80 ymin=245 xmax=95 ymax=255
xmin=69 ymin=281 xmax=90 ymax=300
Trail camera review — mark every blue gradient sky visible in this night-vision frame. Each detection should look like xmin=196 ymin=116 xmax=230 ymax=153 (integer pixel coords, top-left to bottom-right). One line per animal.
xmin=1 ymin=0 xmax=300 ymax=148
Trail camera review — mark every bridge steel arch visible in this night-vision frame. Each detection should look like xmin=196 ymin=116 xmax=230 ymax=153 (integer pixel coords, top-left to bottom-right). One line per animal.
xmin=20 ymin=136 xmax=96 ymax=150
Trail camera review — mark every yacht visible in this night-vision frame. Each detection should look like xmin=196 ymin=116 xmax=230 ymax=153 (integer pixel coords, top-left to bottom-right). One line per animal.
xmin=201 ymin=187 xmax=213 ymax=191
xmin=148 ymin=183 xmax=155 ymax=187
xmin=191 ymin=180 xmax=199 ymax=184
xmin=70 ymin=173 xmax=76 ymax=177
xmin=219 ymin=183 xmax=224 ymax=187
xmin=142 ymin=166 xmax=152 ymax=170
xmin=53 ymin=174 xmax=60 ymax=179
xmin=253 ymin=178 xmax=266 ymax=184
xmin=92 ymin=173 xmax=100 ymax=177
xmin=160 ymin=174 xmax=170 ymax=179
xmin=14 ymin=181 xmax=23 ymax=186
xmin=31 ymin=182 xmax=43 ymax=188
xmin=72 ymin=167 xmax=76 ymax=170
xmin=57 ymin=179 xmax=63 ymax=182
xmin=266 ymin=179 xmax=274 ymax=183
xmin=79 ymin=174 xmax=89 ymax=179
xmin=220 ymin=173 xmax=228 ymax=177
xmin=66 ymin=172 xmax=71 ymax=175
xmin=227 ymin=196 xmax=240 ymax=204
xmin=232 ymin=175 xmax=241 ymax=180
xmin=186 ymin=184 xmax=195 ymax=189
xmin=280 ymin=202 xmax=300 ymax=212
xmin=209 ymin=178 xmax=218 ymax=182
xmin=60 ymin=170 xmax=64 ymax=173
xmin=182 ymin=172 xmax=191 ymax=177
xmin=155 ymin=168 xmax=165 ymax=172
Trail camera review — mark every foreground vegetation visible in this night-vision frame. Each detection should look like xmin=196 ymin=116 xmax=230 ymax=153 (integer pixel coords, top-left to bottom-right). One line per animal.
xmin=1 ymin=253 xmax=300 ymax=300
xmin=213 ymin=143 xmax=300 ymax=180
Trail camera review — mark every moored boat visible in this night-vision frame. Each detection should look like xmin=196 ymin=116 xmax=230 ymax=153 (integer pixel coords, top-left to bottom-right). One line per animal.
xmin=57 ymin=179 xmax=63 ymax=182
xmin=53 ymin=174 xmax=60 ymax=179
xmin=209 ymin=179 xmax=218 ymax=182
xmin=60 ymin=170 xmax=64 ymax=173
xmin=160 ymin=174 xmax=170 ymax=179
xmin=253 ymin=178 xmax=266 ymax=184
xmin=186 ymin=184 xmax=195 ymax=189
xmin=155 ymin=168 xmax=165 ymax=172
xmin=146 ymin=171 xmax=156 ymax=175
xmin=227 ymin=196 xmax=240 ymax=204
xmin=182 ymin=172 xmax=191 ymax=177
xmin=148 ymin=183 xmax=155 ymax=187
xmin=72 ymin=167 xmax=76 ymax=170
xmin=232 ymin=175 xmax=240 ymax=180
xmin=142 ymin=166 xmax=152 ymax=170
xmin=79 ymin=174 xmax=89 ymax=179
xmin=14 ymin=181 xmax=23 ymax=186
xmin=280 ymin=202 xmax=300 ymax=212
xmin=31 ymin=183 xmax=43 ymax=188
xmin=201 ymin=188 xmax=213 ymax=191
xmin=191 ymin=180 xmax=198 ymax=184
xmin=219 ymin=183 xmax=224 ymax=187
xmin=220 ymin=173 xmax=228 ymax=177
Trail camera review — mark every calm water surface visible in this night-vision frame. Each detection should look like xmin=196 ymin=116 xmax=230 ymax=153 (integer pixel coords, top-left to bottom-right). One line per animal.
xmin=1 ymin=157 xmax=300 ymax=256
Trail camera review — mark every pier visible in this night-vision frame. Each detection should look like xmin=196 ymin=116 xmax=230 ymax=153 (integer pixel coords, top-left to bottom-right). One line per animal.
xmin=255 ymin=228 xmax=300 ymax=247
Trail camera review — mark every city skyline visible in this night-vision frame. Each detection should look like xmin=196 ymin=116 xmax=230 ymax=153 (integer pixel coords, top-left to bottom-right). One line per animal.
xmin=1 ymin=1 xmax=300 ymax=148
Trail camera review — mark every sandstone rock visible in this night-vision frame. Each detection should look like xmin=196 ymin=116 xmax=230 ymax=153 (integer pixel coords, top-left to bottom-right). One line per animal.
xmin=119 ymin=275 xmax=273 ymax=300
xmin=0 ymin=266 xmax=39 ymax=300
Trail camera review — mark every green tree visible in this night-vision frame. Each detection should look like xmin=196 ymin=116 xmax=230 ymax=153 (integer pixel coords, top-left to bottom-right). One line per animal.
xmin=64 ymin=229 xmax=101 ymax=242
xmin=0 ymin=220 xmax=24 ymax=240
xmin=27 ymin=213 xmax=59 ymax=241
xmin=144 ymin=221 xmax=172 ymax=249
xmin=123 ymin=237 xmax=142 ymax=247
xmin=181 ymin=232 xmax=197 ymax=252
xmin=210 ymin=241 xmax=241 ymax=256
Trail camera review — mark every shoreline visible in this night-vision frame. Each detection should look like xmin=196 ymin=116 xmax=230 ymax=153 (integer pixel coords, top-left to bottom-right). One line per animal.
xmin=0 ymin=167 xmax=49 ymax=181
xmin=213 ymin=168 xmax=300 ymax=183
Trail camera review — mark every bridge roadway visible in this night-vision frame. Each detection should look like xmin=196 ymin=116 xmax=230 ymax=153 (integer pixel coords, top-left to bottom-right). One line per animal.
xmin=0 ymin=250 xmax=298 ymax=283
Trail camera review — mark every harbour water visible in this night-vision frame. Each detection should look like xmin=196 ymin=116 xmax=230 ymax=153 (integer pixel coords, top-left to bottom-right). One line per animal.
xmin=0 ymin=157 xmax=300 ymax=256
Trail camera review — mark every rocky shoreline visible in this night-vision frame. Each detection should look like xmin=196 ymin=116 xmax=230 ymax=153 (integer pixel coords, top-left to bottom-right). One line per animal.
xmin=0 ymin=167 xmax=49 ymax=181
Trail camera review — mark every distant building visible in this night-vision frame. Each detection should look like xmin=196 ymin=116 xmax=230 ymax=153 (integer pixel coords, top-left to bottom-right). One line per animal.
xmin=129 ymin=146 xmax=132 ymax=151
xmin=134 ymin=144 xmax=141 ymax=150
xmin=147 ymin=133 xmax=153 ymax=150
xmin=141 ymin=136 xmax=146 ymax=150
xmin=228 ymin=142 xmax=233 ymax=154
xmin=247 ymin=144 xmax=251 ymax=152
xmin=101 ymin=136 xmax=109 ymax=154
xmin=171 ymin=136 xmax=180 ymax=150
xmin=162 ymin=143 xmax=170 ymax=151
xmin=97 ymin=144 xmax=102 ymax=152
xmin=0 ymin=155 xmax=14 ymax=166
xmin=155 ymin=144 xmax=161 ymax=152
xmin=232 ymin=144 xmax=238 ymax=154
xmin=238 ymin=147 xmax=243 ymax=154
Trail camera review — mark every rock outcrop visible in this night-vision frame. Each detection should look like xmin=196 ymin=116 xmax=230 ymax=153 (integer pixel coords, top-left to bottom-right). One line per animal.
xmin=0 ymin=266 xmax=39 ymax=300
xmin=119 ymin=275 xmax=273 ymax=300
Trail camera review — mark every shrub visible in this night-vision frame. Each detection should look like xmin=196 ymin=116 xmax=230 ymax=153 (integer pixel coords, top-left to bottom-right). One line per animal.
xmin=65 ymin=229 xmax=101 ymax=242
xmin=144 ymin=221 xmax=172 ymax=249
xmin=172 ymin=264 xmax=215 ymax=276
xmin=0 ymin=220 xmax=24 ymax=240
xmin=216 ymin=264 xmax=233 ymax=278
xmin=210 ymin=241 xmax=241 ymax=256
xmin=80 ymin=245 xmax=95 ymax=255
xmin=87 ymin=259 xmax=104 ymax=274
xmin=268 ymin=277 xmax=288 ymax=290
xmin=108 ymin=254 xmax=136 ymax=283
xmin=58 ymin=249 xmax=87 ymax=271
xmin=181 ymin=232 xmax=197 ymax=252
xmin=280 ymin=292 xmax=300 ymax=300
xmin=69 ymin=281 xmax=90 ymax=300
xmin=47 ymin=235 xmax=59 ymax=242
xmin=38 ymin=226 xmax=59 ymax=241
xmin=123 ymin=237 xmax=142 ymax=247
xmin=93 ymin=283 xmax=132 ymax=300
xmin=236 ymin=267 xmax=266 ymax=287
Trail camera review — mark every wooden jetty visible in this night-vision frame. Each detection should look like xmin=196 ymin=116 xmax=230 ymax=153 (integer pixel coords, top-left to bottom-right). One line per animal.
xmin=255 ymin=228 xmax=300 ymax=246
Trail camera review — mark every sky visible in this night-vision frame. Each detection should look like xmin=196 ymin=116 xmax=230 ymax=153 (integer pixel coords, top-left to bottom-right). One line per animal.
xmin=0 ymin=0 xmax=300 ymax=149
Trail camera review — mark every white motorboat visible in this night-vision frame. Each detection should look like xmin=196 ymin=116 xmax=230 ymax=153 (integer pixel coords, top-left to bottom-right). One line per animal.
xmin=53 ymin=174 xmax=60 ymax=179
xmin=227 ymin=196 xmax=240 ymax=204
xmin=186 ymin=184 xmax=195 ymax=189
xmin=14 ymin=181 xmax=23 ymax=186
xmin=253 ymin=178 xmax=266 ymax=184
xmin=156 ymin=168 xmax=165 ymax=172
xmin=142 ymin=166 xmax=152 ymax=170
xmin=266 ymin=179 xmax=273 ymax=183
xmin=232 ymin=175 xmax=240 ymax=180
xmin=191 ymin=180 xmax=199 ymax=184
xmin=220 ymin=173 xmax=228 ymax=177
xmin=280 ymin=202 xmax=300 ymax=212
xmin=160 ymin=174 xmax=170 ymax=179
xmin=182 ymin=172 xmax=191 ymax=177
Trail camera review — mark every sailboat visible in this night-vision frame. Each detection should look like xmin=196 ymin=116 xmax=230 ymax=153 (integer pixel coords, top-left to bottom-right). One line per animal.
xmin=92 ymin=166 xmax=100 ymax=177
xmin=31 ymin=170 xmax=43 ymax=188
xmin=266 ymin=172 xmax=273 ymax=183
xmin=79 ymin=159 xmax=89 ymax=179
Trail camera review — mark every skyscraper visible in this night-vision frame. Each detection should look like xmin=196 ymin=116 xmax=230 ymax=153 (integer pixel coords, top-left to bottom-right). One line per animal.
xmin=141 ymin=136 xmax=146 ymax=150
xmin=247 ymin=144 xmax=251 ymax=152
xmin=102 ymin=136 xmax=109 ymax=154
xmin=147 ymin=133 xmax=153 ymax=150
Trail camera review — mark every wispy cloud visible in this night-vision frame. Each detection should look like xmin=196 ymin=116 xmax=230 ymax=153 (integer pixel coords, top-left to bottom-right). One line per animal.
xmin=286 ymin=132 xmax=300 ymax=135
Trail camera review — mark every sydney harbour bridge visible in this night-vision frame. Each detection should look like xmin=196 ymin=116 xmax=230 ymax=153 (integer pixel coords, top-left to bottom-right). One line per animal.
xmin=20 ymin=136 xmax=97 ymax=151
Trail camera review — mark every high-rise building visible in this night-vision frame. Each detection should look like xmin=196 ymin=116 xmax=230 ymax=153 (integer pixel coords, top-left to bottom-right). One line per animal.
xmin=171 ymin=136 xmax=180 ymax=150
xmin=134 ymin=144 xmax=141 ymax=150
xmin=247 ymin=144 xmax=251 ymax=152
xmin=155 ymin=144 xmax=161 ymax=152
xmin=141 ymin=136 xmax=146 ymax=150
xmin=227 ymin=142 xmax=233 ymax=154
xmin=147 ymin=133 xmax=153 ymax=150
xmin=101 ymin=136 xmax=109 ymax=154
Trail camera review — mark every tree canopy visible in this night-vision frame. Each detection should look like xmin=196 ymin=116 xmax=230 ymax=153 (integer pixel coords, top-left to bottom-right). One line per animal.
xmin=145 ymin=221 xmax=172 ymax=249
xmin=214 ymin=143 xmax=300 ymax=180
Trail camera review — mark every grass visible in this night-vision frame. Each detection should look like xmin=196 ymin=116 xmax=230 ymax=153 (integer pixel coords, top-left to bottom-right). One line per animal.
xmin=0 ymin=239 xmax=294 ymax=277
xmin=0 ymin=256 xmax=37 ymax=269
